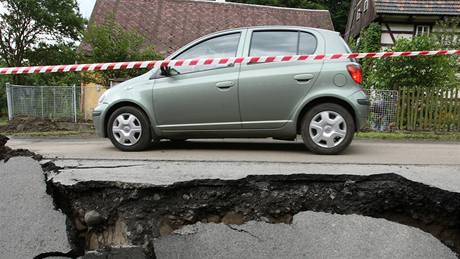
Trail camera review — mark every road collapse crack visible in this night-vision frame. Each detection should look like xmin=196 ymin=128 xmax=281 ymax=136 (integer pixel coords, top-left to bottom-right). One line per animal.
xmin=62 ymin=164 xmax=147 ymax=170
xmin=226 ymin=224 xmax=263 ymax=241
xmin=43 ymin=171 xmax=460 ymax=258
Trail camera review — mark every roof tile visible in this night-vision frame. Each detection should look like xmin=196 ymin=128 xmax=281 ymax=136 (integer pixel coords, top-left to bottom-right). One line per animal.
xmin=375 ymin=0 xmax=460 ymax=15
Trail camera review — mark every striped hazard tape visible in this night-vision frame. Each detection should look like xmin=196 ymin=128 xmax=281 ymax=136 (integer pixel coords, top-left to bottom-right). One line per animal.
xmin=1 ymin=50 xmax=459 ymax=75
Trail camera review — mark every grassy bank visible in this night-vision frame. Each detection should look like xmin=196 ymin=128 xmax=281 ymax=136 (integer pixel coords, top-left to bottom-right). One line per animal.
xmin=356 ymin=131 xmax=460 ymax=141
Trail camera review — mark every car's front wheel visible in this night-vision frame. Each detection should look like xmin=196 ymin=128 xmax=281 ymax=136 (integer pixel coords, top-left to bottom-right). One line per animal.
xmin=301 ymin=103 xmax=355 ymax=155
xmin=107 ymin=106 xmax=152 ymax=151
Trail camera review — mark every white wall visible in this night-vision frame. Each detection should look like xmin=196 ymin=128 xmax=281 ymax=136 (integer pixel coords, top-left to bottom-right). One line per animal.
xmin=381 ymin=23 xmax=414 ymax=46
xmin=380 ymin=23 xmax=460 ymax=47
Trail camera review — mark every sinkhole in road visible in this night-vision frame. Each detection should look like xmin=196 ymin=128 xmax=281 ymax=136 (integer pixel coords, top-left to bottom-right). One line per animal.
xmin=1 ymin=134 xmax=458 ymax=258
xmin=45 ymin=170 xmax=460 ymax=258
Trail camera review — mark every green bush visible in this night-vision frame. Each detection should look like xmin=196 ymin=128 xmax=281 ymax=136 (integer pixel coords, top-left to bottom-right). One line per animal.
xmin=368 ymin=36 xmax=457 ymax=90
xmin=351 ymin=23 xmax=382 ymax=88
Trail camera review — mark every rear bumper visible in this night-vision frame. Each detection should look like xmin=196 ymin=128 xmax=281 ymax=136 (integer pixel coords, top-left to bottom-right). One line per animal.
xmin=350 ymin=92 xmax=369 ymax=130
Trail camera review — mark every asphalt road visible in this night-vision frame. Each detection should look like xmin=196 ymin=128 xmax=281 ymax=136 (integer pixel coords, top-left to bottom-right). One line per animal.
xmin=0 ymin=157 xmax=70 ymax=259
xmin=7 ymin=137 xmax=460 ymax=165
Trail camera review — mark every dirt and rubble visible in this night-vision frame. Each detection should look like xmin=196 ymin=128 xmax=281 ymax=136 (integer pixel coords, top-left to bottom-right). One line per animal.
xmin=0 ymin=117 xmax=93 ymax=133
xmin=0 ymin=117 xmax=66 ymax=132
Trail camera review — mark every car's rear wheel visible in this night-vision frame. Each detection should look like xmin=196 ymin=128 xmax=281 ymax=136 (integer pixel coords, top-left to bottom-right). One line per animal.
xmin=301 ymin=103 xmax=355 ymax=155
xmin=107 ymin=106 xmax=152 ymax=151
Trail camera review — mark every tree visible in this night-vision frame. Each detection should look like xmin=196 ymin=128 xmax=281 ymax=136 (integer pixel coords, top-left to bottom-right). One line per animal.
xmin=0 ymin=0 xmax=85 ymax=67
xmin=228 ymin=0 xmax=351 ymax=34
xmin=0 ymin=0 xmax=85 ymax=114
xmin=80 ymin=17 xmax=163 ymax=86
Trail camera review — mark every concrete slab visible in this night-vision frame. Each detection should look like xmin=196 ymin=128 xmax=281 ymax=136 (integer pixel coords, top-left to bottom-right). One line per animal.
xmin=0 ymin=157 xmax=71 ymax=258
xmin=154 ymin=211 xmax=457 ymax=259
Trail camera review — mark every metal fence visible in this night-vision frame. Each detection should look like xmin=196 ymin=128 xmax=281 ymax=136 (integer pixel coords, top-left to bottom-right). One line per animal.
xmin=366 ymin=89 xmax=399 ymax=131
xmin=6 ymin=83 xmax=80 ymax=122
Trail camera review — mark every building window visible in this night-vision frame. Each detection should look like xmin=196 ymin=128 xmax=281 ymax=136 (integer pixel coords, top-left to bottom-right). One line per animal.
xmin=364 ymin=0 xmax=369 ymax=12
xmin=356 ymin=8 xmax=361 ymax=21
xmin=415 ymin=25 xmax=430 ymax=36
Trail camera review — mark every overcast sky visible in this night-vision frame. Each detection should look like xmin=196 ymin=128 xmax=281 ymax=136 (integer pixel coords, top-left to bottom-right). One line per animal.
xmin=77 ymin=0 xmax=97 ymax=19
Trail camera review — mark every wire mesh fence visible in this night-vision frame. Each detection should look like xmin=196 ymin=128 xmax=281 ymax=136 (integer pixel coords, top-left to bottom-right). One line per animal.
xmin=6 ymin=83 xmax=80 ymax=122
xmin=366 ymin=89 xmax=399 ymax=131
xmin=4 ymin=83 xmax=432 ymax=132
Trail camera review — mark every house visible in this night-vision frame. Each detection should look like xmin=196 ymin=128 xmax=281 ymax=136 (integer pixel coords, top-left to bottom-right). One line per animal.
xmin=344 ymin=0 xmax=460 ymax=48
xmin=89 ymin=0 xmax=334 ymax=56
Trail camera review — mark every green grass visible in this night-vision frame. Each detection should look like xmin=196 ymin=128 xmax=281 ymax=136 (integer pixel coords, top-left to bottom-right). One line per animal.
xmin=356 ymin=131 xmax=460 ymax=141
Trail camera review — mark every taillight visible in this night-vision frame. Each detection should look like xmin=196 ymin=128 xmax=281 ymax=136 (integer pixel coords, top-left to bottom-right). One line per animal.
xmin=347 ymin=64 xmax=363 ymax=85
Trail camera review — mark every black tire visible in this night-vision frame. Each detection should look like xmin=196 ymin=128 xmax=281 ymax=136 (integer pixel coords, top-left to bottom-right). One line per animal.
xmin=107 ymin=106 xmax=152 ymax=151
xmin=300 ymin=103 xmax=355 ymax=155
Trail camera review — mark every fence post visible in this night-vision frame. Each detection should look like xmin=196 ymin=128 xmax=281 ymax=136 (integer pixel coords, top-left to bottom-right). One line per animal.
xmin=53 ymin=86 xmax=56 ymax=118
xmin=72 ymin=84 xmax=77 ymax=123
xmin=6 ymin=83 xmax=13 ymax=120
xmin=40 ymin=86 xmax=44 ymax=119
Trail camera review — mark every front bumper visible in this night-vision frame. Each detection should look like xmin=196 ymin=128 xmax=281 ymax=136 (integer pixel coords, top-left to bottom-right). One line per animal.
xmin=92 ymin=104 xmax=108 ymax=138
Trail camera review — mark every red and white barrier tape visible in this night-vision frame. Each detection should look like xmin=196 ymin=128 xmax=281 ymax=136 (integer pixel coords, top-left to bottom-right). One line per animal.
xmin=1 ymin=50 xmax=459 ymax=75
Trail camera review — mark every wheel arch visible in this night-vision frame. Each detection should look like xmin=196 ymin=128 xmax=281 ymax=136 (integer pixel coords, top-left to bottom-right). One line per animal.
xmin=103 ymin=101 xmax=153 ymax=138
xmin=296 ymin=96 xmax=357 ymax=134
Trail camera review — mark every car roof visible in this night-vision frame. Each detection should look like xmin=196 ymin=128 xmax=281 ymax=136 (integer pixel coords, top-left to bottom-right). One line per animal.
xmin=211 ymin=25 xmax=338 ymax=35
xmin=167 ymin=26 xmax=340 ymax=59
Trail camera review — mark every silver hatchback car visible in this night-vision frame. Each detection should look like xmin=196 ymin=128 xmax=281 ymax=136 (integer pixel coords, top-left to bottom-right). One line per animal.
xmin=93 ymin=26 xmax=369 ymax=155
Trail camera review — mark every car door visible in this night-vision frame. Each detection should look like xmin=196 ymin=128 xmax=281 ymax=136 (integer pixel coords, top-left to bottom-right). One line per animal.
xmin=153 ymin=31 xmax=245 ymax=130
xmin=238 ymin=29 xmax=324 ymax=129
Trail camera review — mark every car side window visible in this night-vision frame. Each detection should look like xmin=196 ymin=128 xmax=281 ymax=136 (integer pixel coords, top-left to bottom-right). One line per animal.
xmin=170 ymin=33 xmax=240 ymax=75
xmin=175 ymin=33 xmax=241 ymax=60
xmin=298 ymin=32 xmax=317 ymax=55
xmin=249 ymin=30 xmax=317 ymax=56
xmin=250 ymin=31 xmax=298 ymax=56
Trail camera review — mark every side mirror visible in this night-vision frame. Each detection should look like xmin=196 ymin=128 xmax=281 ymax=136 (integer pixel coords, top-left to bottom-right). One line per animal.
xmin=160 ymin=65 xmax=180 ymax=77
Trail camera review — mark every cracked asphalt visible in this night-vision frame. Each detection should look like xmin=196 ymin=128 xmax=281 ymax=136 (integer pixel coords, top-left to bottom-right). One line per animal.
xmin=0 ymin=157 xmax=70 ymax=259
xmin=13 ymin=137 xmax=456 ymax=192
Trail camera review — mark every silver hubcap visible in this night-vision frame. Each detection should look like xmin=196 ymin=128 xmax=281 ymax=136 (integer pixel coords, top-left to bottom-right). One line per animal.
xmin=112 ymin=113 xmax=142 ymax=146
xmin=309 ymin=111 xmax=347 ymax=148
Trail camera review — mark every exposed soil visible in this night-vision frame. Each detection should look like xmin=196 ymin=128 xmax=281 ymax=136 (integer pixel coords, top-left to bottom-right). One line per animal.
xmin=0 ymin=117 xmax=68 ymax=133
xmin=46 ymin=173 xmax=460 ymax=258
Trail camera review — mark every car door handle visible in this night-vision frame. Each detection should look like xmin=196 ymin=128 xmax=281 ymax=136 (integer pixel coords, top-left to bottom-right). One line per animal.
xmin=216 ymin=81 xmax=235 ymax=89
xmin=294 ymin=74 xmax=314 ymax=82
